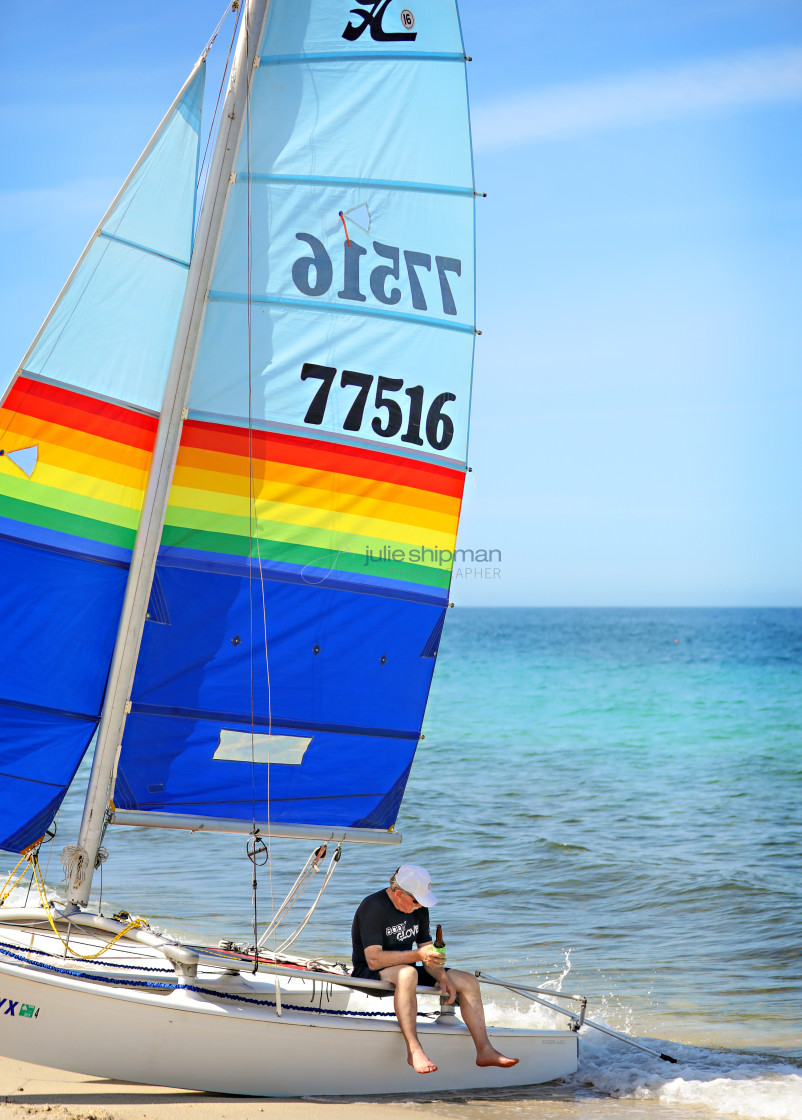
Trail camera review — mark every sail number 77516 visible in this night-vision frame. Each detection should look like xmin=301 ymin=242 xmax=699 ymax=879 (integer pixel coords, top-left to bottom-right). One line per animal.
xmin=300 ymin=363 xmax=456 ymax=452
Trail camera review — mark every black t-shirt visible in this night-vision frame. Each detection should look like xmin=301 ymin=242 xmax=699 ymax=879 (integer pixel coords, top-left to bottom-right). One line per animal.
xmin=351 ymin=889 xmax=432 ymax=975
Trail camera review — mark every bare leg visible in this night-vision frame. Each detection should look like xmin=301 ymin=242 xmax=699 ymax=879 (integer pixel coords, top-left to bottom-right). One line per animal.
xmin=447 ymin=969 xmax=519 ymax=1068
xmin=380 ymin=964 xmax=438 ymax=1074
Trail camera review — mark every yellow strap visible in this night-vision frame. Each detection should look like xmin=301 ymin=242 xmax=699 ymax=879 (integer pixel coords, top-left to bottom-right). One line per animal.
xmin=0 ymin=853 xmax=33 ymax=905
xmin=29 ymin=856 xmax=149 ymax=961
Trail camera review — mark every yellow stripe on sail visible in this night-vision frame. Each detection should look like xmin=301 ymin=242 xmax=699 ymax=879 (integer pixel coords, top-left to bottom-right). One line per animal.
xmin=168 ymin=478 xmax=459 ymax=539
xmin=0 ymin=469 xmax=142 ymax=529
xmin=164 ymin=502 xmax=458 ymax=560
xmin=172 ymin=456 xmax=460 ymax=518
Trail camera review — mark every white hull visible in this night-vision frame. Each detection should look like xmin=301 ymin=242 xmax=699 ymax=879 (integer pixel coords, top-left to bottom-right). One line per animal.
xmin=0 ymin=925 xmax=578 ymax=1096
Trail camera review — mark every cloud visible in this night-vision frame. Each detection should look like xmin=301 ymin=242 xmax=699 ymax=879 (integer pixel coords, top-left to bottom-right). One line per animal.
xmin=472 ymin=45 xmax=802 ymax=150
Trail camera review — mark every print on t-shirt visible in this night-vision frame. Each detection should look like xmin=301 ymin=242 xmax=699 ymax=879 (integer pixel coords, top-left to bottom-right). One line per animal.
xmin=386 ymin=919 xmax=419 ymax=941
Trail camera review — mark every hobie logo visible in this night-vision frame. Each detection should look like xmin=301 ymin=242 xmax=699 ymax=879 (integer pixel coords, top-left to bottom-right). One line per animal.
xmin=343 ymin=0 xmax=417 ymax=42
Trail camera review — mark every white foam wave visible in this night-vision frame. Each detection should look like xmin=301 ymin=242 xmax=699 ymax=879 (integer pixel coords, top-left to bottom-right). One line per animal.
xmin=480 ymin=958 xmax=800 ymax=1120
xmin=574 ymin=1031 xmax=801 ymax=1120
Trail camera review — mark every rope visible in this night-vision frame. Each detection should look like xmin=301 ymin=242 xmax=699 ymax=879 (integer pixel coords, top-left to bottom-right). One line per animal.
xmin=0 ymin=854 xmax=33 ymax=905
xmin=0 ymin=938 xmax=174 ymax=973
xmin=28 ymin=855 xmax=150 ymax=962
xmin=238 ymin=0 xmax=278 ymax=968
xmin=256 ymin=844 xmax=326 ymax=948
xmin=0 ymin=942 xmax=401 ymax=1018
xmin=273 ymin=844 xmax=342 ymax=955
xmin=60 ymin=845 xmax=88 ymax=891
xmin=197 ymin=2 xmax=242 ymax=190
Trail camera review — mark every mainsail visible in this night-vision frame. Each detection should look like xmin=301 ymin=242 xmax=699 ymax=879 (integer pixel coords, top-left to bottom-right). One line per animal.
xmin=0 ymin=66 xmax=205 ymax=852
xmin=112 ymin=0 xmax=476 ymax=836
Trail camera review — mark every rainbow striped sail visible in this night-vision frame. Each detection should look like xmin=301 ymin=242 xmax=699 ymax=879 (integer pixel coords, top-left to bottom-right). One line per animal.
xmin=0 ymin=66 xmax=205 ymax=852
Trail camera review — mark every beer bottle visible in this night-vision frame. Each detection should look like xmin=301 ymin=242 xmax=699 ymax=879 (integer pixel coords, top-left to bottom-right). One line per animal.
xmin=433 ymin=923 xmax=446 ymax=959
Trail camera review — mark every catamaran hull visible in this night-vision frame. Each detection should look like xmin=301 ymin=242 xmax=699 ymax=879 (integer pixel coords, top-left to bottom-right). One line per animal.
xmin=0 ymin=958 xmax=578 ymax=1096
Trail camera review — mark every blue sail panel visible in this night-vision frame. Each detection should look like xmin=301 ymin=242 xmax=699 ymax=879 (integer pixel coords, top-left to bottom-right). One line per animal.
xmin=117 ymin=559 xmax=444 ymax=829
xmin=0 ymin=536 xmax=127 ymax=852
xmin=0 ymin=711 xmax=97 ymax=853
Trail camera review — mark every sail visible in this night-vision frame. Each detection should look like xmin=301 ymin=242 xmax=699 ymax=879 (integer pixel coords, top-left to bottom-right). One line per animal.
xmin=0 ymin=66 xmax=205 ymax=853
xmin=113 ymin=0 xmax=475 ymax=835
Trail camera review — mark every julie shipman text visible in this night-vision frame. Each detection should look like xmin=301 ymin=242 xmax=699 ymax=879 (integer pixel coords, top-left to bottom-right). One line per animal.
xmin=363 ymin=546 xmax=501 ymax=566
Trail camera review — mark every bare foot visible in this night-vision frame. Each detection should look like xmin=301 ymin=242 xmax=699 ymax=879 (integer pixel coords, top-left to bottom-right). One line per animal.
xmin=408 ymin=1049 xmax=438 ymax=1074
xmin=476 ymin=1045 xmax=519 ymax=1068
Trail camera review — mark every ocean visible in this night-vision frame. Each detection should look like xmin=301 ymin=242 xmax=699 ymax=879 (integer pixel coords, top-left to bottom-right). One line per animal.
xmin=4 ymin=607 xmax=801 ymax=1118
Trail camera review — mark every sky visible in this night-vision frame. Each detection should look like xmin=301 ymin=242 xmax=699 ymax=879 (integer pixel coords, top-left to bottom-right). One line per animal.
xmin=1 ymin=0 xmax=800 ymax=606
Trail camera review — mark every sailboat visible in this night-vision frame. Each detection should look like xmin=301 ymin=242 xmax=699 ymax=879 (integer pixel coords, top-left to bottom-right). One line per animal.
xmin=0 ymin=0 xmax=582 ymax=1095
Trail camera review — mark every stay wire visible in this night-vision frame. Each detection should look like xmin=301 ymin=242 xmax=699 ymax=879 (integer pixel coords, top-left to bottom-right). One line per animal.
xmin=239 ymin=2 xmax=275 ymax=973
xmin=240 ymin=0 xmax=276 ymax=970
xmin=197 ymin=2 xmax=242 ymax=191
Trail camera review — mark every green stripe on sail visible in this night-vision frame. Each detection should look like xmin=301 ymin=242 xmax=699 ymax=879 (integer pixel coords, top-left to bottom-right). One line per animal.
xmin=160 ymin=523 xmax=452 ymax=589
xmin=0 ymin=493 xmax=136 ymax=549
xmin=0 ymin=472 xmax=141 ymax=530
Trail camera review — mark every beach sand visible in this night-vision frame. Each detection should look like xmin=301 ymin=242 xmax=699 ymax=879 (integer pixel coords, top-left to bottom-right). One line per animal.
xmin=0 ymin=1053 xmax=432 ymax=1120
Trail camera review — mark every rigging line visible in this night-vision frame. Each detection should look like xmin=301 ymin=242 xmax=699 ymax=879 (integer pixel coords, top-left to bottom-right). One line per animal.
xmin=274 ymin=843 xmax=342 ymax=955
xmin=201 ymin=0 xmax=238 ymax=62
xmin=28 ymin=855 xmax=150 ymax=961
xmin=197 ymin=2 xmax=242 ymax=191
xmin=246 ymin=8 xmax=256 ymax=828
xmin=241 ymin=0 xmax=270 ymax=971
xmin=255 ymin=847 xmax=321 ymax=947
xmin=235 ymin=2 xmax=276 ymax=960
xmin=0 ymin=852 xmax=32 ymax=905
xmin=40 ymin=812 xmax=58 ymax=906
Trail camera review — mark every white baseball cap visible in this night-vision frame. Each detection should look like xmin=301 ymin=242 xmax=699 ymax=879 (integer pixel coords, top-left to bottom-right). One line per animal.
xmin=395 ymin=864 xmax=437 ymax=907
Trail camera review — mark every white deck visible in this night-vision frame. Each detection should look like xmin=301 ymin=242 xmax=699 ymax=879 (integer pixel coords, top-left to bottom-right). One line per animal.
xmin=0 ymin=914 xmax=578 ymax=1096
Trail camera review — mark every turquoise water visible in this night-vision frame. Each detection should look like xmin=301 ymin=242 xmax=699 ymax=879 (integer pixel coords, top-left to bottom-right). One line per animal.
xmin=4 ymin=608 xmax=801 ymax=1117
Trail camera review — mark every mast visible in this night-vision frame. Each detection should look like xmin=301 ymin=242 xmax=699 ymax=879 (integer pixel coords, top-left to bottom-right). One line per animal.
xmin=67 ymin=0 xmax=271 ymax=907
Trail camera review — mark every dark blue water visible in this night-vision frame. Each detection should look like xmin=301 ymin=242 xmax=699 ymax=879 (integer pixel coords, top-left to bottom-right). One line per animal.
xmin=5 ymin=608 xmax=801 ymax=1117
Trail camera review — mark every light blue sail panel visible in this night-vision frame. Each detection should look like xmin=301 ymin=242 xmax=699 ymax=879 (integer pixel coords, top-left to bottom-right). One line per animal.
xmin=189 ymin=0 xmax=476 ymax=464
xmin=24 ymin=64 xmax=205 ymax=413
xmin=24 ymin=242 xmax=193 ymax=411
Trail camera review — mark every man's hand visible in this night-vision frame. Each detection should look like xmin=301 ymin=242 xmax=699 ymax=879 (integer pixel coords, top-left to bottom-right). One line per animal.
xmin=437 ymin=970 xmax=457 ymax=1005
xmin=418 ymin=944 xmax=446 ymax=971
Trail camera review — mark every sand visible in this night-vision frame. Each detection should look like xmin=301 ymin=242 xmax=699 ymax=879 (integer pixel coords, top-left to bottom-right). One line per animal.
xmin=0 ymin=1053 xmax=432 ymax=1120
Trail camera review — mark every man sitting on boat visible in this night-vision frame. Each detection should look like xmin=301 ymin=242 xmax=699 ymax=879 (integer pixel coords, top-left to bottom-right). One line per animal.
xmin=351 ymin=864 xmax=519 ymax=1075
